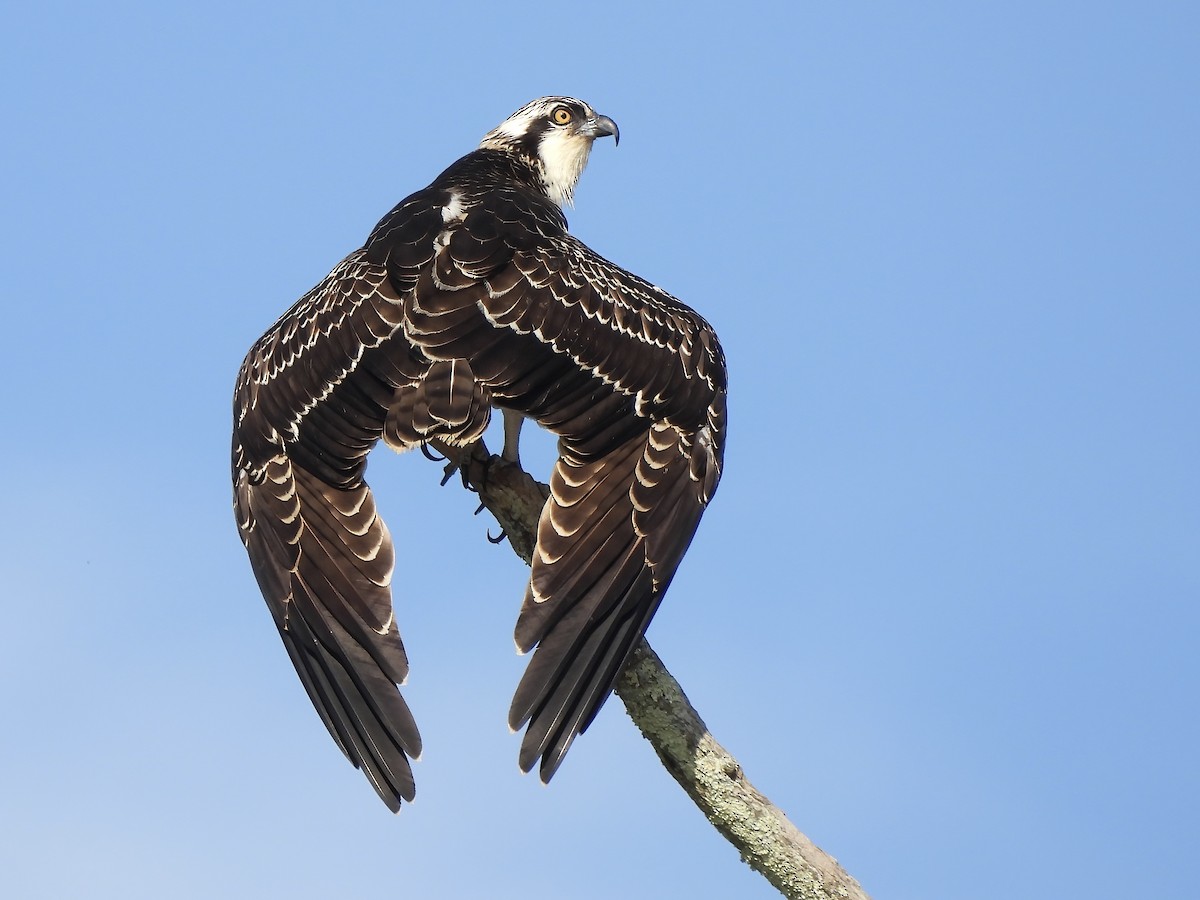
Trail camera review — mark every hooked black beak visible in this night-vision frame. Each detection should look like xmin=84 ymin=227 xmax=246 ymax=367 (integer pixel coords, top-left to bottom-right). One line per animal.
xmin=589 ymin=114 xmax=620 ymax=146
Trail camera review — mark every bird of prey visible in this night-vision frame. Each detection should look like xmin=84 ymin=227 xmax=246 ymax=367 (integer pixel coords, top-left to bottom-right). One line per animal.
xmin=232 ymin=96 xmax=727 ymax=811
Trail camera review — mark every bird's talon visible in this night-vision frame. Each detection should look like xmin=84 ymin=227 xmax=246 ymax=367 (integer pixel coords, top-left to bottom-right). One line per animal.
xmin=421 ymin=442 xmax=446 ymax=462
xmin=487 ymin=529 xmax=507 ymax=544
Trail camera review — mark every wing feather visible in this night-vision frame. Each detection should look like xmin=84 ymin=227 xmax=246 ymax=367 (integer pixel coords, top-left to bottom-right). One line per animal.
xmin=507 ymin=419 xmax=720 ymax=782
xmin=233 ymin=250 xmax=428 ymax=810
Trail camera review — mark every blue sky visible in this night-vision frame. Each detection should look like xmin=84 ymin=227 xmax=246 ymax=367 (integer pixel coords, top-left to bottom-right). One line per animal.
xmin=2 ymin=2 xmax=1196 ymax=898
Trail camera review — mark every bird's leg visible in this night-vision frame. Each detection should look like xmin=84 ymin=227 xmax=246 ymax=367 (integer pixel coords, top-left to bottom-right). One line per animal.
xmin=430 ymin=438 xmax=500 ymax=494
xmin=424 ymin=430 xmax=549 ymax=558
xmin=501 ymin=409 xmax=525 ymax=465
xmin=429 ymin=410 xmax=524 ymax=484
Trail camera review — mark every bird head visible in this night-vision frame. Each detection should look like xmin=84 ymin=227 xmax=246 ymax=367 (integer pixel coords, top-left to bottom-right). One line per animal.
xmin=479 ymin=96 xmax=619 ymax=209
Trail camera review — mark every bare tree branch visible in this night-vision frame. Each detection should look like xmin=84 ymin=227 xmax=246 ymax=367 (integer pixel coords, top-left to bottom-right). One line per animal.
xmin=436 ymin=440 xmax=871 ymax=900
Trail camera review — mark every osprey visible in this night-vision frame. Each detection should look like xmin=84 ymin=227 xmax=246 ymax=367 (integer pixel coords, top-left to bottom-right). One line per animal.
xmin=232 ymin=97 xmax=727 ymax=811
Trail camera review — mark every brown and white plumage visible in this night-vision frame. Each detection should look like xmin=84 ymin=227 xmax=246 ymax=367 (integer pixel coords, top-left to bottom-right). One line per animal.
xmin=232 ymin=96 xmax=727 ymax=808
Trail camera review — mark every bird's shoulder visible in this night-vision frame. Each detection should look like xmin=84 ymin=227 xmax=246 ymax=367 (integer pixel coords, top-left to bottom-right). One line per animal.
xmin=366 ymin=149 xmax=568 ymax=260
xmin=388 ymin=151 xmax=729 ymax=421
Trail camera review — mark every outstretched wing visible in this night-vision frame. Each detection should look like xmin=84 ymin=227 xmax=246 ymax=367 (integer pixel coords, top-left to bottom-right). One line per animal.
xmin=508 ymin=412 xmax=724 ymax=779
xmin=233 ymin=252 xmax=425 ymax=810
xmin=398 ymin=193 xmax=728 ymax=781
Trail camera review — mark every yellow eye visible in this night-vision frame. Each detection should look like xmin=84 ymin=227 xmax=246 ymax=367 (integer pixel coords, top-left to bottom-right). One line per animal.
xmin=551 ymin=106 xmax=573 ymax=125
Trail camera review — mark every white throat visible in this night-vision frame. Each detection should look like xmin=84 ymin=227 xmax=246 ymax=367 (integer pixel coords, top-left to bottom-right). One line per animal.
xmin=535 ymin=128 xmax=594 ymax=208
